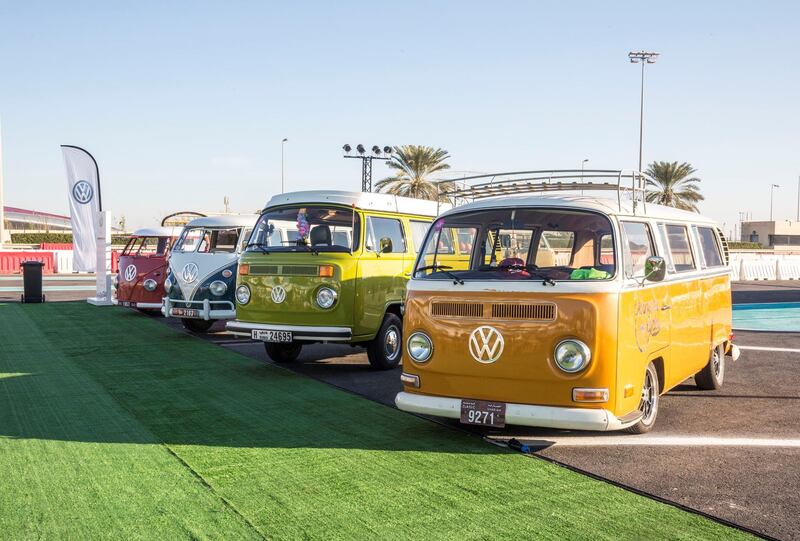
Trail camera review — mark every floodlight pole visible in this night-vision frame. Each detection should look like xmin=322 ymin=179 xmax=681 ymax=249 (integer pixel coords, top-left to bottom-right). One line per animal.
xmin=281 ymin=138 xmax=288 ymax=194
xmin=771 ymin=183 xmax=780 ymax=221
xmin=628 ymin=51 xmax=659 ymax=172
xmin=343 ymin=145 xmax=391 ymax=192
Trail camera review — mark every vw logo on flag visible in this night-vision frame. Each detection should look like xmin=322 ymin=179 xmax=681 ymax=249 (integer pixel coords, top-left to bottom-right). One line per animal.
xmin=123 ymin=264 xmax=137 ymax=282
xmin=468 ymin=325 xmax=505 ymax=364
xmin=181 ymin=262 xmax=199 ymax=283
xmin=72 ymin=180 xmax=94 ymax=204
xmin=271 ymin=285 xmax=286 ymax=304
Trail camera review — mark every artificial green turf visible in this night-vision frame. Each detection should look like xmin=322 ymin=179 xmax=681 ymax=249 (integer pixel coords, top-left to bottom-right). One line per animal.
xmin=0 ymin=302 xmax=751 ymax=540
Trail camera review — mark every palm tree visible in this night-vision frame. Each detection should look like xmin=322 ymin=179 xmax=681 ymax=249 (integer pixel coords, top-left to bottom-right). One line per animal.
xmin=645 ymin=161 xmax=705 ymax=212
xmin=374 ymin=145 xmax=453 ymax=201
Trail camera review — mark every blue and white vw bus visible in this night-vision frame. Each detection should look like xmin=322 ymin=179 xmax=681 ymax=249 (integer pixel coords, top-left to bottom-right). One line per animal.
xmin=162 ymin=214 xmax=258 ymax=332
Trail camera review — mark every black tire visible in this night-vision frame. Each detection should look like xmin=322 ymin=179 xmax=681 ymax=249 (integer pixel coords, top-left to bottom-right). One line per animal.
xmin=264 ymin=342 xmax=303 ymax=363
xmin=181 ymin=318 xmax=215 ymax=333
xmin=695 ymin=344 xmax=725 ymax=390
xmin=367 ymin=313 xmax=403 ymax=370
xmin=625 ymin=362 xmax=660 ymax=434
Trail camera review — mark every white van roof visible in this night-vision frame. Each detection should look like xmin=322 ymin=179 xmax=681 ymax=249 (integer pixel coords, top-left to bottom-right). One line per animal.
xmin=263 ymin=190 xmax=447 ymax=218
xmin=441 ymin=195 xmax=717 ymax=225
xmin=184 ymin=215 xmax=259 ymax=228
xmin=131 ymin=226 xmax=183 ymax=238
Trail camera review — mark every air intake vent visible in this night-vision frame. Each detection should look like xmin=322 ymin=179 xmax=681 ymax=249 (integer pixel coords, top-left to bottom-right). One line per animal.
xmin=491 ymin=303 xmax=555 ymax=320
xmin=431 ymin=302 xmax=484 ymax=318
xmin=249 ymin=265 xmax=280 ymax=275
xmin=281 ymin=265 xmax=319 ymax=276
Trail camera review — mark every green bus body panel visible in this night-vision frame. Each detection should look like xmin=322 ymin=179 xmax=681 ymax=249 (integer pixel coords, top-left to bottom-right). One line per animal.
xmin=235 ymin=209 xmax=428 ymax=342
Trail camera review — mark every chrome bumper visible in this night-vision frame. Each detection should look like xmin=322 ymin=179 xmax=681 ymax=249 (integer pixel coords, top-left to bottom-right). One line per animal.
xmin=395 ymin=392 xmax=640 ymax=432
xmin=162 ymin=297 xmax=235 ymax=321
xmin=226 ymin=320 xmax=352 ymax=342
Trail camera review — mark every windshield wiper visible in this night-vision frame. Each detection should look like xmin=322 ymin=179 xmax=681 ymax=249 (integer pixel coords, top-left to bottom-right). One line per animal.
xmin=244 ymin=242 xmax=270 ymax=254
xmin=416 ymin=264 xmax=464 ymax=285
xmin=478 ymin=264 xmax=556 ymax=286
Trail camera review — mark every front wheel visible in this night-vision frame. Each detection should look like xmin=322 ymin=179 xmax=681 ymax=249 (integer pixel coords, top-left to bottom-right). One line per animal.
xmin=625 ymin=362 xmax=660 ymax=434
xmin=695 ymin=344 xmax=725 ymax=390
xmin=265 ymin=342 xmax=303 ymax=363
xmin=181 ymin=318 xmax=215 ymax=333
xmin=367 ymin=313 xmax=403 ymax=370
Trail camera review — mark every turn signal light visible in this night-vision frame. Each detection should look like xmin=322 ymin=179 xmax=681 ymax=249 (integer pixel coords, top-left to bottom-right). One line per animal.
xmin=239 ymin=264 xmax=249 ymax=276
xmin=319 ymin=265 xmax=334 ymax=277
xmin=400 ymin=372 xmax=420 ymax=388
xmin=572 ymin=388 xmax=609 ymax=403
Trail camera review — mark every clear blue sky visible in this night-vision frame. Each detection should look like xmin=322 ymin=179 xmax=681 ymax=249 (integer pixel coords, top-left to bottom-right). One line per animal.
xmin=1 ymin=1 xmax=798 ymax=237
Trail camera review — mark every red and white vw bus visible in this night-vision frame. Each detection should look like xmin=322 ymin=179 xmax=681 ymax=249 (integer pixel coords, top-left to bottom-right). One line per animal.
xmin=114 ymin=227 xmax=182 ymax=311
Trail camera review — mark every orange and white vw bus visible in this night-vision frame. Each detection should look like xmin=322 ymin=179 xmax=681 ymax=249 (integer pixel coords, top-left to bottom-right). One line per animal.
xmin=396 ymin=170 xmax=740 ymax=433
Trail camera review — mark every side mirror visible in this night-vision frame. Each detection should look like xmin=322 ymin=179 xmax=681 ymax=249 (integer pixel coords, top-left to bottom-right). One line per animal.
xmin=379 ymin=237 xmax=393 ymax=254
xmin=644 ymin=256 xmax=666 ymax=282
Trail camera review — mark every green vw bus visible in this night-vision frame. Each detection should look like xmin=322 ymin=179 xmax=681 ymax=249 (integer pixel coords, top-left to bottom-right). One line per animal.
xmin=226 ymin=190 xmax=443 ymax=369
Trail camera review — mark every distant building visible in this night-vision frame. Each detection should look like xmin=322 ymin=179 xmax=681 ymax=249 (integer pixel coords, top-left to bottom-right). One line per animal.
xmin=742 ymin=220 xmax=800 ymax=249
xmin=2 ymin=206 xmax=71 ymax=233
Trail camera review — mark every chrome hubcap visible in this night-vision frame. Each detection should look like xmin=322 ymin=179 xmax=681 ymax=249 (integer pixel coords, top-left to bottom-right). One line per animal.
xmin=712 ymin=348 xmax=724 ymax=380
xmin=385 ymin=326 xmax=400 ymax=361
xmin=639 ymin=370 xmax=657 ymax=424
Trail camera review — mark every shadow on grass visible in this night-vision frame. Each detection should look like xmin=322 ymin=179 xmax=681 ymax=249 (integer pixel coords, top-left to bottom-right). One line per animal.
xmin=0 ymin=304 xmax=504 ymax=455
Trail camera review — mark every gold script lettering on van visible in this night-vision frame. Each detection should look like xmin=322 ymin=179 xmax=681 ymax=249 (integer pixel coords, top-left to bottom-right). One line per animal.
xmin=395 ymin=170 xmax=737 ymax=433
xmin=226 ymin=190 xmax=447 ymax=369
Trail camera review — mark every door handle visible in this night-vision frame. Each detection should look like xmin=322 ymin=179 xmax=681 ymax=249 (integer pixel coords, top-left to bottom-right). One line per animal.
xmin=404 ymin=272 xmax=412 ymax=276
xmin=661 ymin=304 xmax=671 ymax=311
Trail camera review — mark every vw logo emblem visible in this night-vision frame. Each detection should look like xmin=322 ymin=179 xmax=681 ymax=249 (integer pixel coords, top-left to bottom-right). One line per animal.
xmin=468 ymin=325 xmax=505 ymax=364
xmin=72 ymin=181 xmax=94 ymax=204
xmin=123 ymin=264 xmax=137 ymax=282
xmin=181 ymin=262 xmax=199 ymax=283
xmin=271 ymin=285 xmax=286 ymax=304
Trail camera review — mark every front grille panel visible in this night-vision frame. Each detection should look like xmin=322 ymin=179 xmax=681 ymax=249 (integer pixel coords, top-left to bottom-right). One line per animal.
xmin=281 ymin=265 xmax=318 ymax=276
xmin=491 ymin=303 xmax=556 ymax=320
xmin=249 ymin=265 xmax=280 ymax=275
xmin=431 ymin=302 xmax=484 ymax=318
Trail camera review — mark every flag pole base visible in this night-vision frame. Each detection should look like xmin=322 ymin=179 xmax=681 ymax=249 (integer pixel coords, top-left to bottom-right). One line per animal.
xmin=87 ymin=297 xmax=113 ymax=306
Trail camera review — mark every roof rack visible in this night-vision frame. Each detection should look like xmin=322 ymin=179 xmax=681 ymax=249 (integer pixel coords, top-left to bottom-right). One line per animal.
xmin=438 ymin=169 xmax=650 ymax=214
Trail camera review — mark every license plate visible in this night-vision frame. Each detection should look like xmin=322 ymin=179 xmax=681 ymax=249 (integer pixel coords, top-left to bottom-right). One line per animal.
xmin=252 ymin=330 xmax=293 ymax=343
xmin=120 ymin=301 xmax=135 ymax=308
xmin=460 ymin=399 xmax=506 ymax=428
xmin=172 ymin=308 xmax=199 ymax=317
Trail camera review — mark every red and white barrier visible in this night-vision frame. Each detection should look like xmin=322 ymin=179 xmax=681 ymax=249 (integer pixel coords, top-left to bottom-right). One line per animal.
xmin=0 ymin=251 xmax=55 ymax=274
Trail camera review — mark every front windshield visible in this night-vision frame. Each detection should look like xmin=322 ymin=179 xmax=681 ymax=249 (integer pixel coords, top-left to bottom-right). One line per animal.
xmin=122 ymin=236 xmax=170 ymax=256
xmin=414 ymin=208 xmax=616 ymax=281
xmin=173 ymin=227 xmax=243 ymax=253
xmin=246 ymin=205 xmax=360 ymax=252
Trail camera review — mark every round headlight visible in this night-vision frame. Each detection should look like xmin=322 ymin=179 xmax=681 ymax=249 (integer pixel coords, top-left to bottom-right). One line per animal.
xmin=316 ymin=287 xmax=337 ymax=309
xmin=143 ymin=279 xmax=157 ymax=291
xmin=209 ymin=280 xmax=228 ymax=297
xmin=554 ymin=339 xmax=591 ymax=373
xmin=407 ymin=332 xmax=433 ymax=363
xmin=236 ymin=284 xmax=251 ymax=305
xmin=164 ymin=276 xmax=172 ymax=293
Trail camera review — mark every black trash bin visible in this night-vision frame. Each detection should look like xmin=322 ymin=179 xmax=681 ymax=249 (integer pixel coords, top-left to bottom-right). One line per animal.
xmin=20 ymin=260 xmax=45 ymax=303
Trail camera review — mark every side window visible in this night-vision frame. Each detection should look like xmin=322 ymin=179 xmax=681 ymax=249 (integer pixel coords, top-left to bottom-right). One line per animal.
xmin=410 ymin=221 xmax=432 ymax=253
xmin=665 ymin=224 xmax=696 ymax=272
xmin=366 ymin=217 xmax=406 ymax=253
xmin=657 ymin=224 xmax=674 ymax=272
xmin=599 ymin=234 xmax=615 ymax=266
xmin=697 ymin=226 xmax=724 ymax=267
xmin=621 ymin=221 xmax=655 ymax=278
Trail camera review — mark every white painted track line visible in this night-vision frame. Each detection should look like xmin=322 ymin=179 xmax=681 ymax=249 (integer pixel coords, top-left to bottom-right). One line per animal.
xmin=494 ymin=435 xmax=800 ymax=448
xmin=738 ymin=345 xmax=800 ymax=353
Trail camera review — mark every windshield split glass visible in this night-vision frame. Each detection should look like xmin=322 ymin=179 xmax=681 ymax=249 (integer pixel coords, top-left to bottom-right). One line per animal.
xmin=414 ymin=208 xmax=616 ymax=281
xmin=174 ymin=228 xmax=243 ymax=254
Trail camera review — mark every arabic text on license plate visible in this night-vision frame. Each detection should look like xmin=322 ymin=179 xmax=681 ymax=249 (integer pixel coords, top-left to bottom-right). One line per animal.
xmin=460 ymin=399 xmax=506 ymax=428
xmin=252 ymin=330 xmax=293 ymax=343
